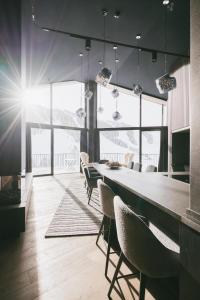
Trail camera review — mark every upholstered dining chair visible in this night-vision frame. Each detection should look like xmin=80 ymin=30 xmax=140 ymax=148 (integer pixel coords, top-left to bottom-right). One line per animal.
xmin=83 ymin=167 xmax=102 ymax=204
xmin=145 ymin=165 xmax=157 ymax=172
xmin=108 ymin=196 xmax=180 ymax=300
xmin=97 ymin=179 xmax=116 ymax=279
xmin=132 ymin=162 xmax=142 ymax=172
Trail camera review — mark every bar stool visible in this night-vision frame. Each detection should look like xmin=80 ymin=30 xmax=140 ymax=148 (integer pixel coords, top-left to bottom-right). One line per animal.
xmin=96 ymin=179 xmax=115 ymax=279
xmin=108 ymin=196 xmax=180 ymax=300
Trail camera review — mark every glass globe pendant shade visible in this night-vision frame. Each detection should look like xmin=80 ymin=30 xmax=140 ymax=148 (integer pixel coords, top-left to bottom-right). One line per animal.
xmin=76 ymin=107 xmax=86 ymax=119
xmin=111 ymin=88 xmax=119 ymax=98
xmin=96 ymin=67 xmax=112 ymax=87
xmin=155 ymin=73 xmax=176 ymax=94
xmin=133 ymin=84 xmax=143 ymax=96
xmin=112 ymin=111 xmax=122 ymax=121
xmin=97 ymin=106 xmax=104 ymax=113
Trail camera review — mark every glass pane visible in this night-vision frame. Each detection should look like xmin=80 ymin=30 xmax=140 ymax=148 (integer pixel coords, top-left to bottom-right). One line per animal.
xmin=31 ymin=128 xmax=51 ymax=175
xmin=163 ymin=105 xmax=167 ymax=126
xmin=142 ymin=131 xmax=161 ymax=171
xmin=54 ymin=129 xmax=80 ymax=174
xmin=97 ymin=85 xmax=140 ymax=128
xmin=142 ymin=99 xmax=162 ymax=126
xmin=52 ymin=81 xmax=85 ymax=127
xmin=25 ymin=85 xmax=50 ymax=124
xmin=100 ymin=130 xmax=139 ymax=163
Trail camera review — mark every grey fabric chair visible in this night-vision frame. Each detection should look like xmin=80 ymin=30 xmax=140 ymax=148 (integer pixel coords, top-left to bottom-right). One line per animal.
xmin=132 ymin=162 xmax=142 ymax=172
xmin=127 ymin=161 xmax=134 ymax=169
xmin=145 ymin=165 xmax=157 ymax=172
xmin=108 ymin=196 xmax=180 ymax=300
xmin=97 ymin=179 xmax=115 ymax=279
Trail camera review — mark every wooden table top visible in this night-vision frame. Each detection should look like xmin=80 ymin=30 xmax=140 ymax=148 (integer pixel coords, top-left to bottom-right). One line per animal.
xmin=93 ymin=163 xmax=189 ymax=221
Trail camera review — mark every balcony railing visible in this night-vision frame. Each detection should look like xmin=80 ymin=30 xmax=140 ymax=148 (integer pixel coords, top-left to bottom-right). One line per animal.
xmin=100 ymin=152 xmax=159 ymax=169
xmin=32 ymin=152 xmax=160 ymax=173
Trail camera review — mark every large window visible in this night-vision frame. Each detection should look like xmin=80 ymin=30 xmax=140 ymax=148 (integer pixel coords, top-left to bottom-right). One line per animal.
xmin=97 ymin=85 xmax=140 ymax=128
xmin=52 ymin=82 xmax=85 ymax=128
xmin=100 ymin=130 xmax=140 ymax=163
xmin=54 ymin=129 xmax=80 ymax=174
xmin=141 ymin=130 xmax=161 ymax=171
xmin=142 ymin=99 xmax=163 ymax=127
xmin=31 ymin=128 xmax=51 ymax=175
xmin=25 ymin=85 xmax=50 ymax=124
xmin=26 ymin=81 xmax=85 ymax=175
xmin=98 ymin=84 xmax=167 ymax=171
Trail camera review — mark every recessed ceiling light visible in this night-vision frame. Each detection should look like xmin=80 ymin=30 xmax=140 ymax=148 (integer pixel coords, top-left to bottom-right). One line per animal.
xmin=98 ymin=60 xmax=103 ymax=65
xmin=136 ymin=34 xmax=142 ymax=40
xmin=113 ymin=11 xmax=120 ymax=19
xmin=115 ymin=58 xmax=120 ymax=63
xmin=102 ymin=9 xmax=108 ymax=17
xmin=163 ymin=0 xmax=170 ymax=5
xmin=79 ymin=52 xmax=83 ymax=57
xmin=113 ymin=45 xmax=118 ymax=50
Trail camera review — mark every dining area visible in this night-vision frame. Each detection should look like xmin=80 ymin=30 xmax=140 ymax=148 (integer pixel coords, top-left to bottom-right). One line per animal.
xmin=80 ymin=151 xmax=191 ymax=299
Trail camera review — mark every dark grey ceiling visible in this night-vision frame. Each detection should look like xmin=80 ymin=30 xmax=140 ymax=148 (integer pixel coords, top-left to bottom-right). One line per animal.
xmin=22 ymin=0 xmax=190 ymax=99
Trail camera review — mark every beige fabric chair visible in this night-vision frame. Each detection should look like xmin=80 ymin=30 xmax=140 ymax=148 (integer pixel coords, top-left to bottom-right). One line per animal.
xmin=123 ymin=152 xmax=134 ymax=167
xmin=80 ymin=152 xmax=89 ymax=165
xmin=108 ymin=196 xmax=180 ymax=300
xmin=97 ymin=179 xmax=115 ymax=279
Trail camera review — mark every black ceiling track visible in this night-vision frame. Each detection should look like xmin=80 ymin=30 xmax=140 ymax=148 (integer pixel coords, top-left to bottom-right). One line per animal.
xmin=40 ymin=25 xmax=189 ymax=59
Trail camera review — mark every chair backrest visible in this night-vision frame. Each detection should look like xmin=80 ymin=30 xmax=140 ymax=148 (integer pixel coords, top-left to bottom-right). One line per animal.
xmin=132 ymin=162 xmax=142 ymax=172
xmin=80 ymin=152 xmax=89 ymax=165
xmin=145 ymin=165 xmax=157 ymax=172
xmin=127 ymin=161 xmax=134 ymax=169
xmin=97 ymin=179 xmax=115 ymax=219
xmin=114 ymin=196 xmax=179 ymax=278
xmin=83 ymin=166 xmax=91 ymax=184
xmin=124 ymin=153 xmax=134 ymax=166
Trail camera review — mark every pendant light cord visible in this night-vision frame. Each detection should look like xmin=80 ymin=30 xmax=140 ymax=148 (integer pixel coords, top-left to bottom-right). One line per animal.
xmin=103 ymin=15 xmax=106 ymax=67
xmin=80 ymin=54 xmax=83 ymax=107
xmin=164 ymin=5 xmax=168 ymax=73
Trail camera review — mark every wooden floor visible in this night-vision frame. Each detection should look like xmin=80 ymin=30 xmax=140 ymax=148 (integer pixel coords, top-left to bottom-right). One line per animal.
xmin=0 ymin=174 xmax=155 ymax=300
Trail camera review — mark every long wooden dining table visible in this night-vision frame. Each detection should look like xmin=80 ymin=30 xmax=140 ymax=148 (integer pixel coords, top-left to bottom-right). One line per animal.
xmin=93 ymin=164 xmax=200 ymax=298
xmin=93 ymin=163 xmax=189 ymax=245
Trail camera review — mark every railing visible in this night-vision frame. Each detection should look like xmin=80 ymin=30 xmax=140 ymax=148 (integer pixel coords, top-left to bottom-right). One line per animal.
xmin=100 ymin=152 xmax=160 ymax=169
xmin=32 ymin=153 xmax=80 ymax=170
xmin=32 ymin=152 xmax=160 ymax=172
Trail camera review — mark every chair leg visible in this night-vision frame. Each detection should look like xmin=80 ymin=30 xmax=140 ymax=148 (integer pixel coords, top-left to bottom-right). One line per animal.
xmin=88 ymin=187 xmax=93 ymax=204
xmin=108 ymin=253 xmax=123 ymax=299
xmin=105 ymin=218 xmax=113 ymax=279
xmin=139 ymin=273 xmax=146 ymax=300
xmin=96 ymin=216 xmax=105 ymax=246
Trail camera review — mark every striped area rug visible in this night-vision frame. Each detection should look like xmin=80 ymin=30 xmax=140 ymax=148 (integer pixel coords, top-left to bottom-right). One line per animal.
xmin=45 ymin=177 xmax=102 ymax=237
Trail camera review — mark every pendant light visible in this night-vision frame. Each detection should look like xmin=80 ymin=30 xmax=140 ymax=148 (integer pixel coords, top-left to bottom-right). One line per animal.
xmin=76 ymin=52 xmax=86 ymax=119
xmin=156 ymin=4 xmax=176 ymax=94
xmin=112 ymin=46 xmax=122 ymax=121
xmin=31 ymin=0 xmax=36 ymax=23
xmin=95 ymin=9 xmax=112 ymax=86
xmin=85 ymin=39 xmax=93 ymax=101
xmin=111 ymin=45 xmax=120 ymax=99
xmin=97 ymin=60 xmax=104 ymax=113
xmin=133 ymin=35 xmax=143 ymax=96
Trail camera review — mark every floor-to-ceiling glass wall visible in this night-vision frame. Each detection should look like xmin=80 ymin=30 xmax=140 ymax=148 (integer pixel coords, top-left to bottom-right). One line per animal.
xmin=25 ymin=81 xmax=85 ymax=176
xmin=97 ymin=84 xmax=167 ymax=170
